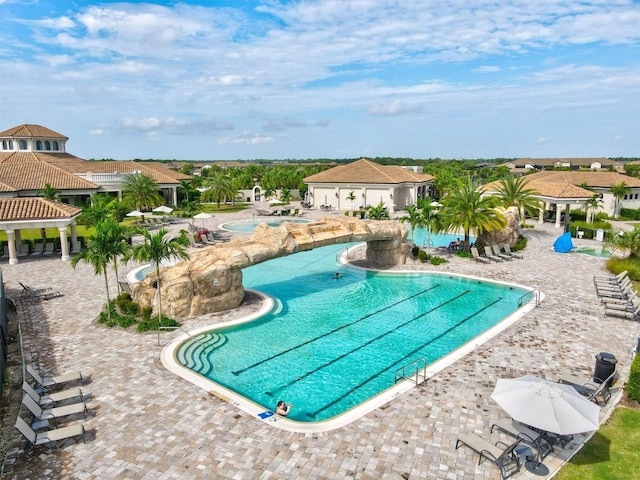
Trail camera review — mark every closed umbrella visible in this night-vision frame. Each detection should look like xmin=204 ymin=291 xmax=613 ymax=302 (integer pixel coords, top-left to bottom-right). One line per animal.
xmin=126 ymin=210 xmax=144 ymax=217
xmin=491 ymin=375 xmax=600 ymax=435
xmin=193 ymin=212 xmax=213 ymax=228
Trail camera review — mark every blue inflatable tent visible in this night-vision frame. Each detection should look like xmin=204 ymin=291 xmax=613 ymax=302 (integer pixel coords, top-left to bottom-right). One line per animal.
xmin=553 ymin=232 xmax=575 ymax=253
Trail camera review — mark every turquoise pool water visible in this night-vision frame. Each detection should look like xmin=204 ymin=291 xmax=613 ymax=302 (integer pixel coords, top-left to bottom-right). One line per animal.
xmin=221 ymin=218 xmax=311 ymax=232
xmin=176 ymin=243 xmax=529 ymax=422
xmin=575 ymin=246 xmax=612 ymax=258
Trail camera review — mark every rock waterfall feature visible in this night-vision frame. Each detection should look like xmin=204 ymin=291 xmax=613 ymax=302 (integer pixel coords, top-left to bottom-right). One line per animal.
xmin=133 ymin=216 xmax=408 ymax=318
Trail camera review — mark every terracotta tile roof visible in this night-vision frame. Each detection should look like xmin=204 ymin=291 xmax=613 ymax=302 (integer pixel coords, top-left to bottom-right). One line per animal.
xmin=0 ymin=124 xmax=68 ymax=139
xmin=136 ymin=162 xmax=193 ymax=182
xmin=0 ymin=197 xmax=81 ymax=221
xmin=0 ymin=152 xmax=99 ymax=191
xmin=304 ymin=159 xmax=433 ymax=184
xmin=483 ymin=171 xmax=640 ymax=199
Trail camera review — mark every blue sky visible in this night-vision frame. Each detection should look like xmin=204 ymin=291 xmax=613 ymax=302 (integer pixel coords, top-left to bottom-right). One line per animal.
xmin=1 ymin=0 xmax=639 ymax=160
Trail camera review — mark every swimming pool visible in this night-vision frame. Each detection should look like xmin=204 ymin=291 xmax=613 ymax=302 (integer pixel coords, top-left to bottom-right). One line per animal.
xmin=221 ymin=218 xmax=311 ymax=232
xmin=164 ymin=242 xmax=537 ymax=431
xmin=574 ymin=246 xmax=612 ymax=258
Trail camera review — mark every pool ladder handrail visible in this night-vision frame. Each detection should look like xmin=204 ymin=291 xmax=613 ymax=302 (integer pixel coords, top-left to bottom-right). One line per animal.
xmin=394 ymin=358 xmax=428 ymax=387
xmin=518 ymin=290 xmax=541 ymax=308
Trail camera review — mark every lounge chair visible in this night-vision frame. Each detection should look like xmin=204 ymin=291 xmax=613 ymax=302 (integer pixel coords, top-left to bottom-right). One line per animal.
xmin=186 ymin=232 xmax=204 ymax=248
xmin=605 ymin=299 xmax=640 ymax=320
xmin=14 ymin=416 xmax=86 ymax=453
xmin=27 ymin=365 xmax=83 ymax=390
xmin=21 ymin=393 xmax=88 ymax=422
xmin=597 ymin=281 xmax=634 ymax=302
xmin=17 ymin=243 xmax=29 ymax=257
xmin=483 ymin=246 xmax=504 ymax=262
xmin=502 ymin=243 xmax=523 ymax=259
xmin=455 ymin=433 xmax=521 ymax=479
xmin=30 ymin=243 xmax=44 ymax=256
xmin=18 ymin=282 xmax=62 ymax=301
xmin=22 ymin=382 xmax=85 ymax=407
xmin=42 ymin=242 xmax=54 ymax=256
xmin=491 ymin=244 xmax=513 ymax=261
xmin=594 ymin=270 xmax=627 ymax=285
xmin=71 ymin=239 xmax=82 ymax=254
xmin=490 ymin=418 xmax=553 ymax=461
xmin=470 ymin=247 xmax=491 ymax=264
xmin=118 ymin=281 xmax=133 ymax=295
xmin=558 ymin=371 xmax=616 ymax=405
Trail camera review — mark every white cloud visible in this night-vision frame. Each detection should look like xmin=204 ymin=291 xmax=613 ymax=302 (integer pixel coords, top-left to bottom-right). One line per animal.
xmin=473 ymin=66 xmax=501 ymax=73
xmin=537 ymin=137 xmax=548 ymax=144
xmin=614 ymin=135 xmax=624 ymax=141
xmin=367 ymin=100 xmax=424 ymax=116
xmin=218 ymin=132 xmax=274 ymax=145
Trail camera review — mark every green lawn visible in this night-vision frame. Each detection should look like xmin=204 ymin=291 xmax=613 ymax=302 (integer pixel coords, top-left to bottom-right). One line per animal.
xmin=555 ymin=407 xmax=640 ymax=480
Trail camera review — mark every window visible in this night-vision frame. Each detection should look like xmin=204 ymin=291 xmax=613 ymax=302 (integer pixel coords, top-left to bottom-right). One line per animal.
xmin=18 ymin=140 xmax=27 ymax=150
xmin=44 ymin=140 xmax=51 ymax=150
xmin=36 ymin=140 xmax=43 ymax=150
xmin=52 ymin=141 xmax=59 ymax=151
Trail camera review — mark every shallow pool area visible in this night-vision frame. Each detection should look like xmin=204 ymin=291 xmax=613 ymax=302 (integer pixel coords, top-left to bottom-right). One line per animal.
xmin=163 ymin=243 xmax=539 ymax=431
xmin=220 ymin=218 xmax=311 ymax=232
xmin=574 ymin=246 xmax=612 ymax=257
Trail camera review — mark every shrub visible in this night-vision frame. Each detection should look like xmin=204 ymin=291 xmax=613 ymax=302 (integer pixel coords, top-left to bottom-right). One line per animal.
xmin=417 ymin=250 xmax=428 ymax=262
xmin=628 ymin=352 xmax=640 ymax=402
xmin=512 ymin=235 xmax=527 ymax=251
xmin=137 ymin=316 xmax=179 ymax=333
xmin=141 ymin=306 xmax=153 ymax=321
xmin=411 ymin=245 xmax=420 ymax=257
xmin=429 ymin=256 xmax=448 ymax=265
xmin=605 ymin=257 xmax=640 ymax=282
xmin=115 ymin=292 xmax=139 ymax=316
xmin=620 ymin=208 xmax=640 ymax=221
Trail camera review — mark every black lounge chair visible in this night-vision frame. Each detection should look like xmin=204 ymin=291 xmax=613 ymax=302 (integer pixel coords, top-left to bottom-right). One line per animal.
xmin=491 ymin=418 xmax=553 ymax=461
xmin=456 ymin=433 xmax=521 ymax=479
xmin=558 ymin=371 xmax=616 ymax=405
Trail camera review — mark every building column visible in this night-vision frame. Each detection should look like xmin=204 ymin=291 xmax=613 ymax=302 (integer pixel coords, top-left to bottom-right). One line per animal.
xmin=555 ymin=204 xmax=562 ymax=228
xmin=172 ymin=187 xmax=178 ymax=207
xmin=70 ymin=222 xmax=78 ymax=243
xmin=58 ymin=227 xmax=70 ymax=261
xmin=6 ymin=230 xmax=18 ymax=265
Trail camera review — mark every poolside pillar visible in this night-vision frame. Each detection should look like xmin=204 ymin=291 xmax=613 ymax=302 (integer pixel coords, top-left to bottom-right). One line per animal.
xmin=58 ymin=227 xmax=70 ymax=261
xmin=6 ymin=230 xmax=17 ymax=265
xmin=554 ymin=204 xmax=562 ymax=228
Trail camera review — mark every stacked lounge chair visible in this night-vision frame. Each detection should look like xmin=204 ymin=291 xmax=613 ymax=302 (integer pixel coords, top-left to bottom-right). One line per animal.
xmin=491 ymin=244 xmax=513 ymax=261
xmin=483 ymin=246 xmax=504 ymax=263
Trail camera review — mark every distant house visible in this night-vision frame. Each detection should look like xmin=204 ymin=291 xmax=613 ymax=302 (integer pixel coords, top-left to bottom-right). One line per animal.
xmin=483 ymin=170 xmax=640 ymax=227
xmin=0 ymin=123 xmax=191 ymax=264
xmin=500 ymin=157 xmax=623 ymax=174
xmin=303 ymin=158 xmax=434 ymax=212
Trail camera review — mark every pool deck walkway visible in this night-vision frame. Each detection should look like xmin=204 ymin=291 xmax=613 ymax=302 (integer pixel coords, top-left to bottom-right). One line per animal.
xmin=1 ymin=207 xmax=638 ymax=479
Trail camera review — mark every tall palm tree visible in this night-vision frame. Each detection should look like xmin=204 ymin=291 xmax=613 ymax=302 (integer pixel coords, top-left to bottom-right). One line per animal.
xmin=123 ymin=228 xmax=189 ymax=325
xmin=609 ymin=181 xmax=631 ymax=219
xmin=122 ymin=173 xmax=164 ymax=212
xmin=495 ymin=176 xmax=542 ymax=226
xmin=78 ymin=193 xmax=119 ymax=225
xmin=279 ymin=187 xmax=292 ymax=205
xmin=439 ymin=178 xmax=507 ymax=253
xmin=201 ymin=173 xmax=237 ymax=209
xmin=346 ymin=191 xmax=357 ymax=214
xmin=585 ymin=194 xmax=603 ymax=224
xmin=70 ymin=219 xmax=125 ymax=322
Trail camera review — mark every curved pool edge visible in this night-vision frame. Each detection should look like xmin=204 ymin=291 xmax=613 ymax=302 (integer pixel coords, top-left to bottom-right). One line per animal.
xmin=161 ymin=270 xmax=544 ymax=433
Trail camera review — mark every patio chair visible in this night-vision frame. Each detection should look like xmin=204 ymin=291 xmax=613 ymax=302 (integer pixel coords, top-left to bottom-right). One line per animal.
xmin=17 ymin=243 xmax=29 ymax=257
xmin=605 ymin=299 xmax=640 ymax=320
xmin=71 ymin=239 xmax=82 ymax=254
xmin=491 ymin=244 xmax=513 ymax=261
xmin=483 ymin=246 xmax=504 ymax=262
xmin=470 ymin=247 xmax=490 ymax=264
xmin=593 ymin=270 xmax=627 ymax=285
xmin=27 ymin=365 xmax=83 ymax=390
xmin=502 ymin=243 xmax=523 ymax=259
xmin=30 ymin=243 xmax=44 ymax=256
xmin=22 ymin=382 xmax=85 ymax=407
xmin=14 ymin=416 xmax=86 ymax=453
xmin=455 ymin=433 xmax=521 ymax=479
xmin=118 ymin=281 xmax=133 ymax=295
xmin=558 ymin=371 xmax=616 ymax=405
xmin=42 ymin=242 xmax=54 ymax=256
xmin=21 ymin=393 xmax=88 ymax=422
xmin=490 ymin=417 xmax=553 ymax=461
xmin=19 ymin=283 xmax=62 ymax=301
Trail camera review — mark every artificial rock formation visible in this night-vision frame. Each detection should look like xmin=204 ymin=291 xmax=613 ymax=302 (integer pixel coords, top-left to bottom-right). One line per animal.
xmin=475 ymin=207 xmax=520 ymax=248
xmin=133 ymin=216 xmax=408 ymax=318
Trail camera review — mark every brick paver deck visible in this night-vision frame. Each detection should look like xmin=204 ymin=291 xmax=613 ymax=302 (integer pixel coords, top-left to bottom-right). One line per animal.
xmin=1 ymin=209 xmax=637 ymax=479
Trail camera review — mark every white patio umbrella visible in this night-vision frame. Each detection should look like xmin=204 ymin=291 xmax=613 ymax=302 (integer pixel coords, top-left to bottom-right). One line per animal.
xmin=193 ymin=212 xmax=213 ymax=228
xmin=153 ymin=205 xmax=173 ymax=213
xmin=126 ymin=210 xmax=144 ymax=217
xmin=491 ymin=375 xmax=600 ymax=435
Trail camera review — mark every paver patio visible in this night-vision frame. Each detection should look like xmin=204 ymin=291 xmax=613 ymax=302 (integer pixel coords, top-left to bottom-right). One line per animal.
xmin=1 ymin=209 xmax=637 ymax=479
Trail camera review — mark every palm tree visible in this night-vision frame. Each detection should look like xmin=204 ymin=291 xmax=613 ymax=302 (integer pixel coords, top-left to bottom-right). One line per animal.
xmin=495 ymin=176 xmax=543 ymax=226
xmin=609 ymin=182 xmax=631 ymax=219
xmin=123 ymin=228 xmax=189 ymax=325
xmin=367 ymin=201 xmax=390 ymax=220
xmin=78 ymin=193 xmax=119 ymax=225
xmin=611 ymin=227 xmax=640 ymax=258
xmin=37 ymin=182 xmax=60 ymax=200
xmin=585 ymin=194 xmax=603 ymax=224
xmin=439 ymin=178 xmax=507 ymax=253
xmin=201 ymin=173 xmax=237 ymax=209
xmin=122 ymin=173 xmax=164 ymax=212
xmin=279 ymin=187 xmax=292 ymax=205
xmin=346 ymin=191 xmax=357 ymax=215
xmin=70 ymin=219 xmax=125 ymax=322
xmin=399 ymin=205 xmax=425 ymax=244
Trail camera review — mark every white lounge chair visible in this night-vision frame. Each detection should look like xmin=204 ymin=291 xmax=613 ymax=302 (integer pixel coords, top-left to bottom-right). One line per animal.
xmin=483 ymin=246 xmax=504 ymax=262
xmin=491 ymin=244 xmax=513 ymax=261
xmin=14 ymin=416 xmax=86 ymax=452
xmin=22 ymin=393 xmax=87 ymax=421
xmin=27 ymin=365 xmax=83 ymax=390
xmin=42 ymin=242 xmax=54 ymax=256
xmin=502 ymin=244 xmax=523 ymax=259
xmin=470 ymin=247 xmax=490 ymax=264
xmin=30 ymin=243 xmax=44 ymax=256
xmin=17 ymin=243 xmax=29 ymax=257
xmin=22 ymin=382 xmax=85 ymax=407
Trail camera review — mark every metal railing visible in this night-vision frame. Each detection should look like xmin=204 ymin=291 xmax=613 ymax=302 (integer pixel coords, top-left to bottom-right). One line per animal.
xmin=518 ymin=290 xmax=541 ymax=308
xmin=394 ymin=357 xmax=428 ymax=387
